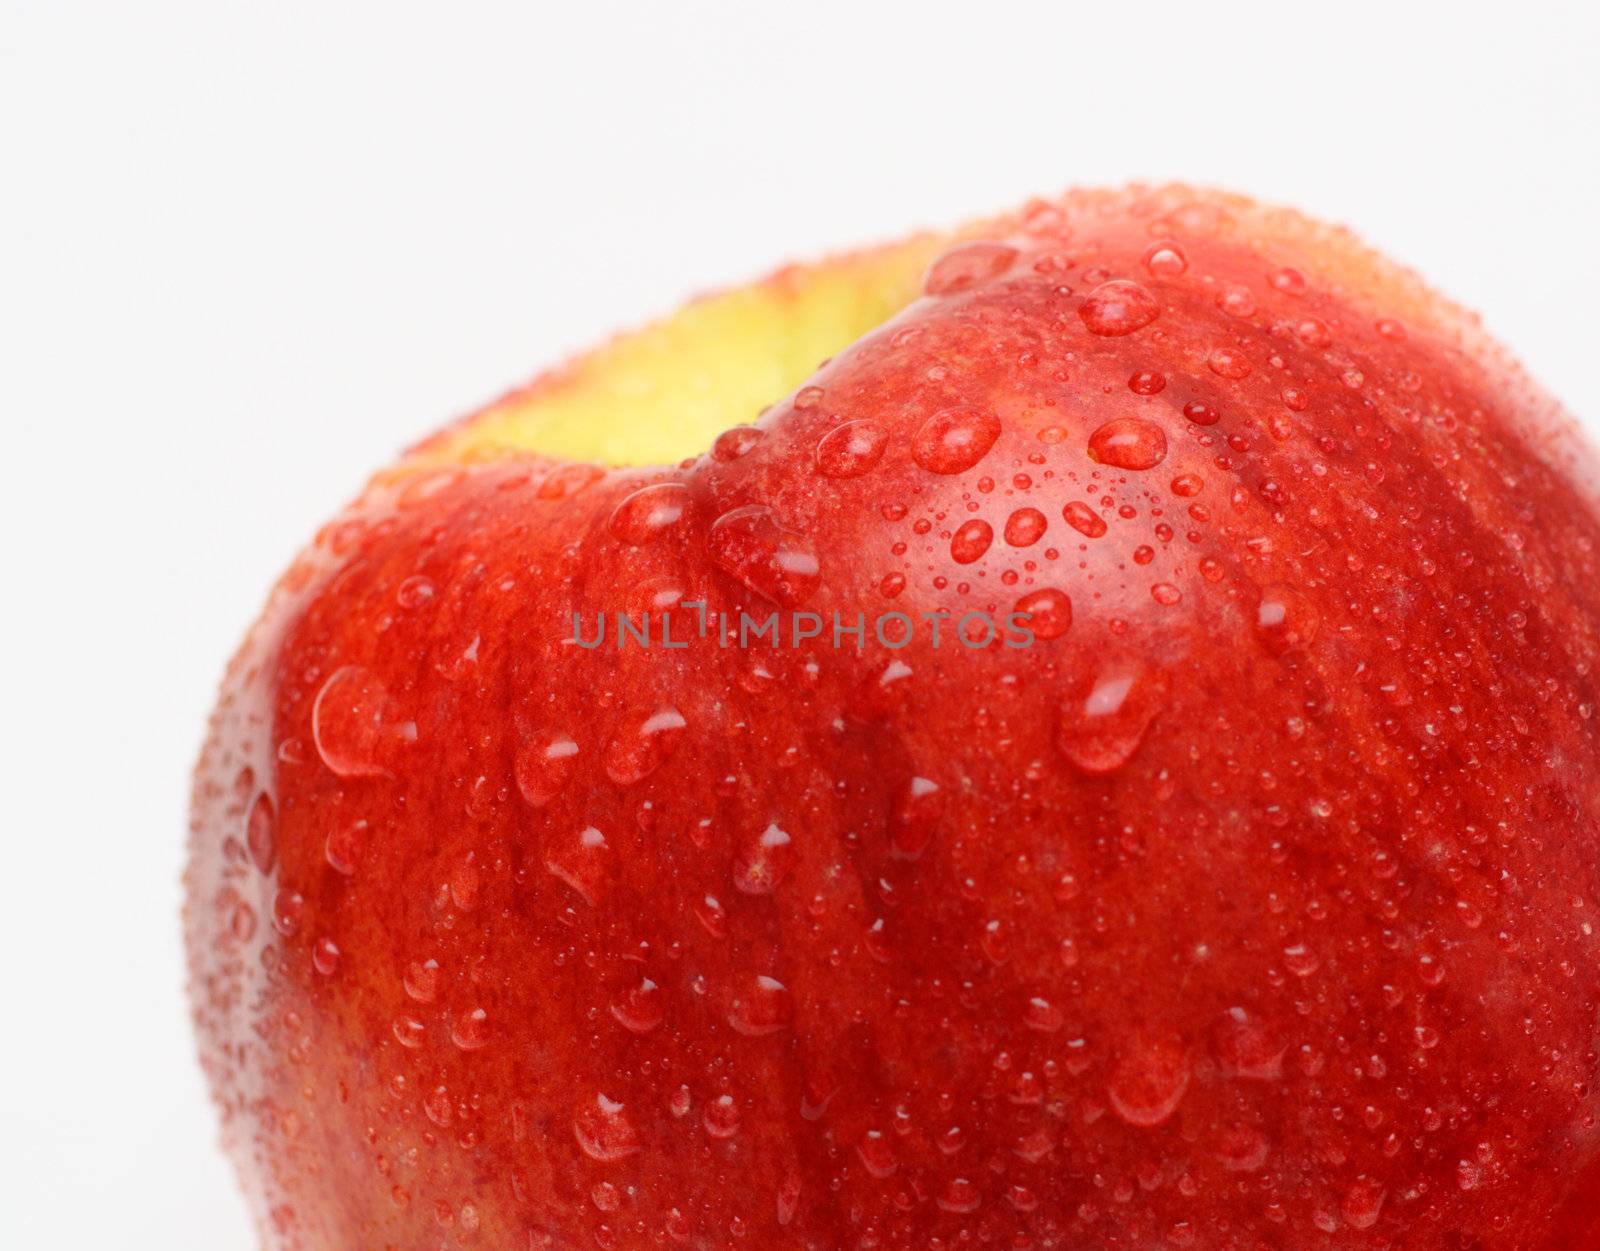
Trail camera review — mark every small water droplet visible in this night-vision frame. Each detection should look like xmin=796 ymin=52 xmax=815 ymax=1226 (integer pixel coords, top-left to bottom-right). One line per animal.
xmin=890 ymin=776 xmax=942 ymax=859
xmin=312 ymin=937 xmax=340 ymax=976
xmin=1210 ymin=1007 xmax=1284 ymax=1080
xmin=451 ymin=1006 xmax=489 ymax=1050
xmin=1341 ymin=1179 xmax=1386 ymax=1230
xmin=857 ymin=1130 xmax=898 ymax=1178
xmin=1142 ymin=240 xmax=1187 ymax=276
xmin=404 ymin=958 xmax=440 ymax=1003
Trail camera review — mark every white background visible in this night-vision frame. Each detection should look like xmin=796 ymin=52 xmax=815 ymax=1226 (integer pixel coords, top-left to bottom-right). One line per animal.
xmin=3 ymin=1 xmax=1597 ymax=1244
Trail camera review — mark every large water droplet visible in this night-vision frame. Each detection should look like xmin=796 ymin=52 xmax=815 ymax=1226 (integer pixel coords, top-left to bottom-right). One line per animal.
xmin=1210 ymin=1007 xmax=1285 ymax=1080
xmin=1107 ymin=1034 xmax=1190 ymax=1127
xmin=515 ymin=732 xmax=579 ymax=807
xmin=608 ymin=482 xmax=690 ymax=545
xmin=709 ymin=506 xmax=820 ymax=607
xmin=547 ymin=825 xmax=609 ymax=905
xmin=1079 ymin=279 xmax=1160 ymax=336
xmin=575 ymin=1094 xmax=642 ymax=1161
xmin=1056 ymin=657 xmax=1168 ymax=774
xmin=1254 ymin=584 xmax=1320 ymax=655
xmin=728 ymin=975 xmax=793 ymax=1036
xmin=604 ymin=707 xmax=687 ymax=785
xmin=1004 ymin=507 xmax=1047 ymax=547
xmin=312 ymin=666 xmax=415 ymax=778
xmin=1087 ymin=418 xmax=1167 ymax=470
xmin=890 ymin=776 xmax=942 ymax=859
xmin=611 ymin=977 xmax=664 ymax=1034
xmin=814 ymin=421 xmax=888 ymax=479
xmin=912 ymin=407 xmax=1002 ymax=475
xmin=733 ymin=822 xmax=792 ymax=894
xmin=246 ymin=792 xmax=276 ymax=874
xmin=923 ymin=242 xmax=1019 ymax=296
xmin=950 ymin=519 xmax=993 ymax=564
xmin=1062 ymin=500 xmax=1108 ymax=538
xmin=1013 ymin=588 xmax=1072 ymax=640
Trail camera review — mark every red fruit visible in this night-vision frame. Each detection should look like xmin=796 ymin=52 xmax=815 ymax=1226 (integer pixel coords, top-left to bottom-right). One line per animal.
xmin=187 ymin=186 xmax=1600 ymax=1249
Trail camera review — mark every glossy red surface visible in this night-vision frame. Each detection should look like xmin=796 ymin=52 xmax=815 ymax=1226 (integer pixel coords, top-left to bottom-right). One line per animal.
xmin=188 ymin=188 xmax=1600 ymax=1248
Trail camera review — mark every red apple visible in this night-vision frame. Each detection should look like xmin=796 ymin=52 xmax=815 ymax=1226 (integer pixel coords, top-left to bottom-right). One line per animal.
xmin=187 ymin=185 xmax=1600 ymax=1249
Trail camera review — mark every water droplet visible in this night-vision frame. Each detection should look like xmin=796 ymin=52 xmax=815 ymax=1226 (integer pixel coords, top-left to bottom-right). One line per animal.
xmin=611 ymin=977 xmax=664 ymax=1033
xmin=312 ymin=937 xmax=340 ymax=976
xmin=857 ymin=1130 xmax=898 ymax=1178
xmin=728 ymin=975 xmax=793 ymax=1035
xmin=1107 ymin=1035 xmax=1190 ymax=1127
xmin=702 ymin=1094 xmax=741 ymax=1138
xmin=608 ymin=482 xmax=691 ymax=545
xmin=890 ymin=776 xmax=942 ymax=859
xmin=1004 ymin=507 xmax=1047 ymax=547
xmin=1170 ymin=473 xmax=1203 ymax=497
xmin=404 ymin=958 xmax=440 ymax=1003
xmin=271 ymin=889 xmax=304 ymax=937
xmin=1142 ymin=240 xmax=1187 ymax=276
xmin=424 ymin=1085 xmax=453 ymax=1127
xmin=514 ymin=732 xmax=579 ymax=807
xmin=1270 ymin=267 xmax=1307 ymax=296
xmin=950 ymin=519 xmax=994 ymax=564
xmin=1087 ymin=418 xmax=1167 ymax=470
xmin=547 ymin=825 xmax=610 ymax=905
xmin=1056 ymin=657 xmax=1167 ymax=774
xmin=575 ymin=1094 xmax=642 ymax=1161
xmin=451 ymin=1006 xmax=489 ymax=1050
xmin=317 ymin=819 xmax=364 ymax=877
xmin=1013 ymin=588 xmax=1072 ymax=640
xmin=709 ymin=505 xmax=820 ymax=607
xmin=1295 ymin=317 xmax=1332 ymax=348
xmin=1215 ymin=1123 xmax=1270 ymax=1172
xmin=1128 ymin=369 xmax=1166 ymax=395
xmin=1216 ymin=284 xmax=1257 ymax=318
xmin=912 ymin=407 xmax=1002 ymax=475
xmin=1255 ymin=584 xmax=1319 ymax=655
xmin=1079 ymin=279 xmax=1160 ymax=336
xmin=1341 ymin=1179 xmax=1385 ymax=1230
xmin=733 ymin=823 xmax=792 ymax=894
xmin=392 ymin=1014 xmax=426 ymax=1048
xmin=1210 ymin=1007 xmax=1284 ymax=1080
xmin=937 ymin=1178 xmax=982 ymax=1214
xmin=711 ymin=425 xmax=764 ymax=461
xmin=1062 ymin=500 xmax=1108 ymax=538
xmin=814 ymin=420 xmax=888 ymax=478
xmin=312 ymin=665 xmax=415 ymax=779
xmin=604 ymin=707 xmax=686 ymax=785
xmin=538 ymin=462 xmax=604 ymax=500
xmin=1181 ymin=401 xmax=1220 ymax=426
xmin=246 ymin=792 xmax=276 ymax=874
xmin=924 ymin=242 xmax=1019 ymax=296
xmin=1207 ymin=347 xmax=1252 ymax=379
xmin=396 ymin=574 xmax=435 ymax=609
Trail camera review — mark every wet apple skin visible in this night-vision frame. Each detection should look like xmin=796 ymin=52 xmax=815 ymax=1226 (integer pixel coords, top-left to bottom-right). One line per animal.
xmin=188 ymin=187 xmax=1600 ymax=1248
